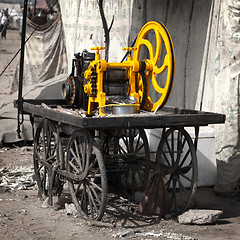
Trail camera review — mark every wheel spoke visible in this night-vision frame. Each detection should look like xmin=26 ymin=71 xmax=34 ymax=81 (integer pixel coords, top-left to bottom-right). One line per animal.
xmin=152 ymin=29 xmax=161 ymax=64
xmin=89 ymin=181 xmax=102 ymax=192
xmin=171 ymin=177 xmax=177 ymax=211
xmin=179 ymin=149 xmax=191 ymax=168
xmin=176 ymin=176 xmax=185 ymax=207
xmin=89 ymin=184 xmax=101 ymax=205
xmin=36 ymin=164 xmax=43 ymax=173
xmin=86 ymin=184 xmax=99 ymax=215
xmin=119 ymin=144 xmax=127 ymax=154
xmin=161 ymin=151 xmax=172 ymax=166
xmin=165 ymin=138 xmax=174 ymax=164
xmin=165 ymin=174 xmax=173 ymax=190
xmin=74 ymin=139 xmax=83 ymax=171
xmin=139 ymin=38 xmax=154 ymax=59
xmin=179 ymin=171 xmax=192 ymax=183
xmin=69 ymin=160 xmax=80 ymax=174
xmin=153 ymin=54 xmax=168 ymax=74
xmin=151 ymin=73 xmax=165 ymax=93
xmin=135 ymin=142 xmax=144 ymax=153
xmin=45 ymin=129 xmax=52 ymax=157
xmin=73 ymin=182 xmax=81 ymax=197
xmin=176 ymin=174 xmax=190 ymax=198
xmin=134 ymin=133 xmax=141 ymax=152
xmin=45 ymin=154 xmax=57 ymax=163
xmin=70 ymin=147 xmax=81 ymax=169
xmin=88 ymin=158 xmax=97 ymax=171
xmin=83 ymin=139 xmax=87 ymax=170
xmin=41 ymin=130 xmax=47 ymax=159
xmin=122 ymin=136 xmax=130 ymax=153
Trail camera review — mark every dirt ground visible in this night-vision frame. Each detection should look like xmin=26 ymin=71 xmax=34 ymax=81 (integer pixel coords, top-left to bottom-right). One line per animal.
xmin=1 ymin=29 xmax=240 ymax=240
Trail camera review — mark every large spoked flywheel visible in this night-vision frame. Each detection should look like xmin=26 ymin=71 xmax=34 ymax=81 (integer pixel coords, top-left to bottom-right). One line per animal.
xmin=133 ymin=21 xmax=175 ymax=111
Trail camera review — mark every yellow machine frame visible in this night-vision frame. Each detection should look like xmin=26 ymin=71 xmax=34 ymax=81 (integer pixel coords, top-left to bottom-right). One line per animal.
xmin=84 ymin=21 xmax=175 ymax=116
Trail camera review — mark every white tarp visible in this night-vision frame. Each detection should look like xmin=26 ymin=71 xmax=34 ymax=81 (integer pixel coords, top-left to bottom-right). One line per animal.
xmin=0 ymin=11 xmax=68 ymax=145
xmin=11 ymin=14 xmax=68 ymax=93
xmin=0 ymin=74 xmax=67 ymax=144
xmin=195 ymin=0 xmax=240 ymax=193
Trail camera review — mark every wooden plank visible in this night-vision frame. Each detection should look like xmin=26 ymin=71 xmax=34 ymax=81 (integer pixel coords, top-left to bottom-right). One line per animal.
xmin=21 ymin=100 xmax=225 ymax=130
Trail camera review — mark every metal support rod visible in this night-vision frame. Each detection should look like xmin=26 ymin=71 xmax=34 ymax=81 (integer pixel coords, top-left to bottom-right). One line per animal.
xmin=17 ymin=0 xmax=28 ymax=138
xmin=33 ymin=0 xmax=37 ymax=16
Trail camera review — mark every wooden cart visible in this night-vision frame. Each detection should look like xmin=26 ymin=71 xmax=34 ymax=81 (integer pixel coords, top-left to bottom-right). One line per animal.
xmin=15 ymin=99 xmax=225 ymax=220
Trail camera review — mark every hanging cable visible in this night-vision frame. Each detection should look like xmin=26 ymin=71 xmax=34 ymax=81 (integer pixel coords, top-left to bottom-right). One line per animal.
xmin=184 ymin=0 xmax=195 ymax=109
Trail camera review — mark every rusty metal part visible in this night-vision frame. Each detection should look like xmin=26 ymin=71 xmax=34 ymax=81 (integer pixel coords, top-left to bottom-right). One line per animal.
xmin=62 ymin=76 xmax=81 ymax=106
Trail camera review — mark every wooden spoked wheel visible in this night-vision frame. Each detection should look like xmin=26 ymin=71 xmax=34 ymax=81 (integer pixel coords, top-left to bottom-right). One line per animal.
xmin=114 ymin=128 xmax=150 ymax=201
xmin=66 ymin=131 xmax=107 ymax=220
xmin=133 ymin=21 xmax=175 ymax=111
xmin=156 ymin=127 xmax=198 ymax=215
xmin=33 ymin=119 xmax=63 ymax=200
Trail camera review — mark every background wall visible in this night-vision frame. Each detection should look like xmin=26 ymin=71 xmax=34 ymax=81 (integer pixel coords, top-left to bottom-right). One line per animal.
xmin=58 ymin=0 xmax=146 ymax=69
xmin=59 ymin=0 xmax=240 ymax=192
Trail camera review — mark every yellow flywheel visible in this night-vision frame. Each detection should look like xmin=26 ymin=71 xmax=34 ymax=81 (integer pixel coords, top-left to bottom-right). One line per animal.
xmin=133 ymin=21 xmax=175 ymax=111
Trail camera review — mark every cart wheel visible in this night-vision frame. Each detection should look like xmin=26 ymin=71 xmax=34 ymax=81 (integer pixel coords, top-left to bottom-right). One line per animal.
xmin=66 ymin=131 xmax=107 ymax=221
xmin=156 ymin=127 xmax=198 ymax=215
xmin=114 ymin=128 xmax=150 ymax=201
xmin=33 ymin=119 xmax=64 ymax=200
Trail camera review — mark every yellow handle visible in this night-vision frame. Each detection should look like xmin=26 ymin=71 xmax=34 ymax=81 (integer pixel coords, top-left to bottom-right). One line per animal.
xmin=123 ymin=47 xmax=136 ymax=58
xmin=122 ymin=47 xmax=136 ymax=51
xmin=91 ymin=46 xmax=105 ymax=54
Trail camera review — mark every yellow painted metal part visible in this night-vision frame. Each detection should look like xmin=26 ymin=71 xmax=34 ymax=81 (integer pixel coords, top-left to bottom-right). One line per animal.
xmin=84 ymin=21 xmax=175 ymax=115
xmin=133 ymin=21 xmax=175 ymax=111
xmin=84 ymin=47 xmax=141 ymax=116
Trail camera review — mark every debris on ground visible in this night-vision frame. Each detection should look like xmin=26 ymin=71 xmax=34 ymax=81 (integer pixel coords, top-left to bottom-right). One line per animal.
xmin=112 ymin=229 xmax=136 ymax=238
xmin=64 ymin=203 xmax=78 ymax=216
xmin=138 ymin=230 xmax=196 ymax=240
xmin=87 ymin=220 xmax=114 ymax=228
xmin=178 ymin=209 xmax=223 ymax=225
xmin=112 ymin=229 xmax=196 ymax=239
xmin=0 ymin=165 xmax=36 ymax=190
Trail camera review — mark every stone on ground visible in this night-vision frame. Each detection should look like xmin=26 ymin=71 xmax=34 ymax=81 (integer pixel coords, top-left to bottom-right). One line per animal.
xmin=178 ymin=209 xmax=223 ymax=225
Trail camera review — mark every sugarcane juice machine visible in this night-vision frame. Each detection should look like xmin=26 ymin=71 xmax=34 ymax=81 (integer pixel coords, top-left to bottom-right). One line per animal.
xmin=62 ymin=21 xmax=175 ymax=116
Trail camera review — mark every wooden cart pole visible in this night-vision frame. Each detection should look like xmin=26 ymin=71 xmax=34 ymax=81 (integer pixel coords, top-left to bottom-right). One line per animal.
xmin=17 ymin=0 xmax=28 ymax=138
